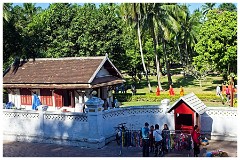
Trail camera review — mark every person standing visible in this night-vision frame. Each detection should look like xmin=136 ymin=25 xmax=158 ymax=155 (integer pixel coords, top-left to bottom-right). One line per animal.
xmin=141 ymin=122 xmax=150 ymax=157
xmin=222 ymin=83 xmax=226 ymax=95
xmin=162 ymin=124 xmax=170 ymax=154
xmin=225 ymin=86 xmax=230 ymax=104
xmin=216 ymin=85 xmax=221 ymax=96
xmin=192 ymin=125 xmax=201 ymax=157
xmin=149 ymin=125 xmax=155 ymax=152
xmin=156 ymin=86 xmax=160 ymax=96
xmin=216 ymin=85 xmax=224 ymax=103
xmin=169 ymin=85 xmax=175 ymax=96
xmin=153 ymin=124 xmax=163 ymax=157
xmin=180 ymin=86 xmax=184 ymax=96
xmin=107 ymin=87 xmax=113 ymax=108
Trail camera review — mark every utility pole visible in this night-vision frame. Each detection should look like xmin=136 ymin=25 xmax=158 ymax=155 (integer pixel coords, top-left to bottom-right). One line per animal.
xmin=230 ymin=76 xmax=234 ymax=107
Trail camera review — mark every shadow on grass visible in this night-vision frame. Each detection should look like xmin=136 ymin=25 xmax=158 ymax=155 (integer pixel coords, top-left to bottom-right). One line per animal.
xmin=203 ymin=86 xmax=217 ymax=91
xmin=124 ymin=75 xmax=196 ymax=90
xmin=212 ymin=79 xmax=224 ymax=85
xmin=173 ymin=76 xmax=195 ymax=88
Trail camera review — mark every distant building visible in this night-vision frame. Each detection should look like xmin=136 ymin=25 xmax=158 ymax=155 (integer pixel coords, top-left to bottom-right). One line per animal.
xmin=3 ymin=55 xmax=124 ymax=111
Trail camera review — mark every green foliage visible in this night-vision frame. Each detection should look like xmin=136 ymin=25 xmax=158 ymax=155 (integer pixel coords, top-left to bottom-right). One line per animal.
xmin=194 ymin=10 xmax=237 ymax=80
xmin=3 ymin=2 xmax=237 ymax=85
xmin=218 ymin=3 xmax=237 ymax=12
xmin=114 ymin=93 xmax=224 ymax=103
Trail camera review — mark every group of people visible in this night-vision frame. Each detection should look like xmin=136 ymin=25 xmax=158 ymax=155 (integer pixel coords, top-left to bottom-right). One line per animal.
xmin=156 ymin=85 xmax=184 ymax=97
xmin=216 ymin=83 xmax=236 ymax=105
xmin=141 ymin=122 xmax=170 ymax=157
xmin=141 ymin=122 xmax=202 ymax=157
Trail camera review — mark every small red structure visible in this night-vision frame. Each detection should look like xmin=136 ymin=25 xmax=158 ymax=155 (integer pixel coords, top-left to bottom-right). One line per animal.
xmin=156 ymin=86 xmax=160 ymax=96
xmin=166 ymin=93 xmax=208 ymax=132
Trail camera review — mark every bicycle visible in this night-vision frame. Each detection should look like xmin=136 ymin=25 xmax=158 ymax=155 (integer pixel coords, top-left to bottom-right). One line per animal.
xmin=114 ymin=123 xmax=127 ymax=156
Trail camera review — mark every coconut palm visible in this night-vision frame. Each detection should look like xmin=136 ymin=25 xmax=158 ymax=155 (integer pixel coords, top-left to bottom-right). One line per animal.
xmin=202 ymin=3 xmax=216 ymax=16
xmin=144 ymin=3 xmax=163 ymax=90
xmin=175 ymin=4 xmax=200 ymax=68
xmin=3 ymin=3 xmax=12 ymax=22
xmin=147 ymin=3 xmax=181 ymax=86
xmin=121 ymin=3 xmax=153 ymax=92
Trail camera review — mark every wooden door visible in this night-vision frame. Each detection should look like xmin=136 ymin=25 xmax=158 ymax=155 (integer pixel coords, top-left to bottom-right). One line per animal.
xmin=54 ymin=90 xmax=63 ymax=108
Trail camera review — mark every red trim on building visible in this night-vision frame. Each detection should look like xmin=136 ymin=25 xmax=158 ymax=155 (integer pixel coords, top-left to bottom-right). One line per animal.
xmin=40 ymin=89 xmax=53 ymax=106
xmin=54 ymin=90 xmax=63 ymax=108
xmin=20 ymin=89 xmax=32 ymax=105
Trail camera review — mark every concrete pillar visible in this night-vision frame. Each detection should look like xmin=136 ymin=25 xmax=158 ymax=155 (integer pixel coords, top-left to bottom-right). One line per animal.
xmin=85 ymin=95 xmax=105 ymax=148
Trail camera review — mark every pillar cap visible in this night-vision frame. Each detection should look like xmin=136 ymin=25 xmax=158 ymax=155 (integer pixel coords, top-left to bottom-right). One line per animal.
xmin=85 ymin=96 xmax=104 ymax=107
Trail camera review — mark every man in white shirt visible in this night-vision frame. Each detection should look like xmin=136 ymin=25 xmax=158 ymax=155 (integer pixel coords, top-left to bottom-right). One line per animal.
xmin=153 ymin=124 xmax=163 ymax=157
xmin=216 ymin=85 xmax=224 ymax=102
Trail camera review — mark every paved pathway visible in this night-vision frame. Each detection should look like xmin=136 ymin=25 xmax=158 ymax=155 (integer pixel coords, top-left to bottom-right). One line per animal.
xmin=3 ymin=140 xmax=237 ymax=157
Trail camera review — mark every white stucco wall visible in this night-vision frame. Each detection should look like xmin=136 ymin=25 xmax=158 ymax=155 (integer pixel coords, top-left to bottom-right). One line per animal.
xmin=201 ymin=107 xmax=237 ymax=140
xmin=3 ymin=105 xmax=237 ymax=148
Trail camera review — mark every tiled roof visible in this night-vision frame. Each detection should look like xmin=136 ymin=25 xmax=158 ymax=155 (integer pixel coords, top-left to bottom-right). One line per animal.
xmin=3 ymin=56 xmax=124 ymax=88
xmin=167 ymin=92 xmax=208 ymax=115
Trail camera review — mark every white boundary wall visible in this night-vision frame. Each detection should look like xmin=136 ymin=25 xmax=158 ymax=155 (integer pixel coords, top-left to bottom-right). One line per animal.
xmin=3 ymin=103 xmax=237 ymax=148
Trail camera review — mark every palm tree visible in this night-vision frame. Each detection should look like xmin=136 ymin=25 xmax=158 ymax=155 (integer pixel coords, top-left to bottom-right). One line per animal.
xmin=121 ymin=3 xmax=153 ymax=92
xmin=144 ymin=3 xmax=182 ymax=87
xmin=202 ymin=3 xmax=216 ymax=16
xmin=3 ymin=3 xmax=12 ymax=22
xmin=144 ymin=3 xmax=163 ymax=90
xmin=175 ymin=5 xmax=199 ymax=68
xmin=155 ymin=4 xmax=181 ymax=86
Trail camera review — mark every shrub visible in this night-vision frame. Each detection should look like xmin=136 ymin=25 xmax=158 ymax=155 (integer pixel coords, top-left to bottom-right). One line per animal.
xmin=114 ymin=93 xmax=224 ymax=103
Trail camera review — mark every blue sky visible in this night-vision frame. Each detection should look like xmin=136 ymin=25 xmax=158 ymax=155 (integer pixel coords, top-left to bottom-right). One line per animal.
xmin=12 ymin=3 xmax=228 ymax=14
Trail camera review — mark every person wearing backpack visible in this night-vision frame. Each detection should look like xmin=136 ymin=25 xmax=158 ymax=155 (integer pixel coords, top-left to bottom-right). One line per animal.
xmin=153 ymin=124 xmax=163 ymax=156
xmin=141 ymin=122 xmax=150 ymax=157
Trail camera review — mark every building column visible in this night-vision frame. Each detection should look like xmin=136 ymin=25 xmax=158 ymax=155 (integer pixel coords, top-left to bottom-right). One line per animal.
xmin=70 ymin=90 xmax=75 ymax=108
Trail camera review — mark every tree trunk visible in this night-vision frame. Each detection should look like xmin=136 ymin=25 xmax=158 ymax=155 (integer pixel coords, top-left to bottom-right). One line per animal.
xmin=184 ymin=37 xmax=189 ymax=66
xmin=162 ymin=37 xmax=172 ymax=86
xmin=199 ymin=79 xmax=202 ymax=88
xmin=152 ymin=27 xmax=163 ymax=91
xmin=137 ymin=20 xmax=152 ymax=93
xmin=175 ymin=36 xmax=184 ymax=67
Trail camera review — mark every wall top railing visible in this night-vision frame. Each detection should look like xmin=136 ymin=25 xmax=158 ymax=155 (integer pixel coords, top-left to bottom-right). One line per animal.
xmin=3 ymin=109 xmax=88 ymax=122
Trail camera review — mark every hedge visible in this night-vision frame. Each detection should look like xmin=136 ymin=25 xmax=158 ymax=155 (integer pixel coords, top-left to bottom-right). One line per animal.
xmin=113 ymin=93 xmax=224 ymax=103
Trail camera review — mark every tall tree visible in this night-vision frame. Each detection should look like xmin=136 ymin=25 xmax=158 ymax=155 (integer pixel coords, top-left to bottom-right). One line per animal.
xmin=218 ymin=3 xmax=237 ymax=12
xmin=144 ymin=3 xmax=163 ymax=90
xmin=194 ymin=10 xmax=237 ymax=80
xmin=3 ymin=3 xmax=12 ymax=22
xmin=121 ymin=3 xmax=153 ymax=92
xmin=157 ymin=4 xmax=182 ymax=86
xmin=201 ymin=3 xmax=216 ymax=16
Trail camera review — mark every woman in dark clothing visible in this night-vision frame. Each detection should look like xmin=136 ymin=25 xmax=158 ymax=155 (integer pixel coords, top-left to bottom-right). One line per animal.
xmin=149 ymin=125 xmax=154 ymax=152
xmin=192 ymin=125 xmax=201 ymax=157
xmin=162 ymin=124 xmax=170 ymax=154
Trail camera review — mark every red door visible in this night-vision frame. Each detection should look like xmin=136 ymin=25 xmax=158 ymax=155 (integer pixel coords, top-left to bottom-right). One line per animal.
xmin=54 ymin=90 xmax=63 ymax=108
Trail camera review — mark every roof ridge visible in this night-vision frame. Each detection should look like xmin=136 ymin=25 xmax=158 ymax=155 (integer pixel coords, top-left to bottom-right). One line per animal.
xmin=25 ymin=56 xmax=106 ymax=61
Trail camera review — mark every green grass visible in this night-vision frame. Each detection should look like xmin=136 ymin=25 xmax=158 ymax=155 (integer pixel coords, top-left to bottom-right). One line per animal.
xmin=124 ymin=73 xmax=223 ymax=94
xmin=121 ymin=71 xmax=237 ymax=107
